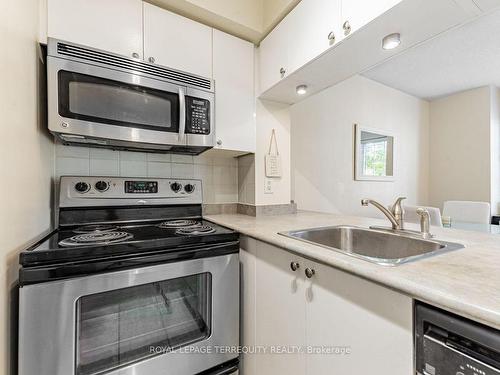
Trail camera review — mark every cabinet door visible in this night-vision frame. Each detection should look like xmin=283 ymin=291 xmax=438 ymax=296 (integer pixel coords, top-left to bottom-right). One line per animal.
xmin=286 ymin=0 xmax=342 ymax=74
xmin=305 ymin=260 xmax=413 ymax=375
xmin=143 ymin=3 xmax=212 ymax=78
xmin=259 ymin=17 xmax=290 ymax=94
xmin=255 ymin=242 xmax=306 ymax=375
xmin=213 ymin=30 xmax=255 ymax=153
xmin=341 ymin=0 xmax=402 ymax=35
xmin=47 ymin=0 xmax=143 ymax=58
xmin=239 ymin=237 xmax=258 ymax=375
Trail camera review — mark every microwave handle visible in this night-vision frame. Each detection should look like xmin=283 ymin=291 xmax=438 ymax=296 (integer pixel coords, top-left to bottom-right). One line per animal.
xmin=178 ymin=87 xmax=186 ymax=142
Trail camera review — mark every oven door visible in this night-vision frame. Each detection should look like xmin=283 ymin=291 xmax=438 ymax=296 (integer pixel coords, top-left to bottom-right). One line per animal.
xmin=48 ymin=56 xmax=187 ymax=147
xmin=19 ymin=253 xmax=239 ymax=375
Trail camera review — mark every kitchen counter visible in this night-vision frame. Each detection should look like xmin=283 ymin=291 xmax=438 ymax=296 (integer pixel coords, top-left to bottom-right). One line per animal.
xmin=204 ymin=211 xmax=500 ymax=329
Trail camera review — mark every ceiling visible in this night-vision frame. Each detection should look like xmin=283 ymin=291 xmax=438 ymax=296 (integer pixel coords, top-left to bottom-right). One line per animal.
xmin=146 ymin=0 xmax=300 ymax=44
xmin=362 ymin=8 xmax=500 ymax=100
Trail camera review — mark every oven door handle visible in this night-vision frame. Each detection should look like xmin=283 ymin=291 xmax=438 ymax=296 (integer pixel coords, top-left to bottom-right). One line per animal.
xmin=178 ymin=86 xmax=186 ymax=142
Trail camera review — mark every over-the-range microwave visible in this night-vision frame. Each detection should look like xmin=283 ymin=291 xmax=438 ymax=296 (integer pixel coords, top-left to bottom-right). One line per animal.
xmin=47 ymin=38 xmax=215 ymax=154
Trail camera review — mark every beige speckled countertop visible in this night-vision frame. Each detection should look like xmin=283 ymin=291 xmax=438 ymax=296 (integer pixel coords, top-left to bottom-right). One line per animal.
xmin=204 ymin=211 xmax=500 ymax=329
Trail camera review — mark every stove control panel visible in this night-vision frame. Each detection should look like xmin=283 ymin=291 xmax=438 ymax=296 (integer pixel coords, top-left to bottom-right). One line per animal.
xmin=125 ymin=181 xmax=158 ymax=194
xmin=60 ymin=177 xmax=203 ymax=207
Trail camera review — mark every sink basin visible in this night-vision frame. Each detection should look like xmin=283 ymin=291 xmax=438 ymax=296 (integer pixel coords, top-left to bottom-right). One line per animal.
xmin=279 ymin=225 xmax=464 ymax=266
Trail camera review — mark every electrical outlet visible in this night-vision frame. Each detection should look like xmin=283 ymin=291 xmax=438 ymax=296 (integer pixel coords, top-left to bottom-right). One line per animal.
xmin=264 ymin=178 xmax=273 ymax=194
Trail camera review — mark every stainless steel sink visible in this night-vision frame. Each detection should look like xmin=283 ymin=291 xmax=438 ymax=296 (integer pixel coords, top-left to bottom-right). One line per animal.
xmin=279 ymin=225 xmax=464 ymax=266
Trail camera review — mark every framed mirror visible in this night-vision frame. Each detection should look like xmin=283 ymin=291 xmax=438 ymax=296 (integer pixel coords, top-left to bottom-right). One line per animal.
xmin=354 ymin=124 xmax=395 ymax=181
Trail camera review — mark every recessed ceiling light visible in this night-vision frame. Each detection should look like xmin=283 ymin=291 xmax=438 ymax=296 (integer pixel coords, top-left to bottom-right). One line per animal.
xmin=382 ymin=33 xmax=401 ymax=50
xmin=296 ymin=85 xmax=308 ymax=95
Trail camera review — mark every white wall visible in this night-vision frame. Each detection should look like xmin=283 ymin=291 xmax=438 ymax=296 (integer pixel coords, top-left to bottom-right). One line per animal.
xmin=0 ymin=1 xmax=55 ymax=374
xmin=429 ymin=87 xmax=492 ymax=210
xmin=55 ymin=145 xmax=239 ymax=204
xmin=291 ymin=75 xmax=429 ymax=217
xmin=255 ymin=99 xmax=292 ymax=206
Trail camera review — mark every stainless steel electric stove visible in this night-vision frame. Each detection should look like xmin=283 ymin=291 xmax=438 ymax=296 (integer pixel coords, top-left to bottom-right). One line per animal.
xmin=18 ymin=176 xmax=239 ymax=375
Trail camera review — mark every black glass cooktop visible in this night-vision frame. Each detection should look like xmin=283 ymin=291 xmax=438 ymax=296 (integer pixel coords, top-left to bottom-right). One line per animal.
xmin=20 ymin=219 xmax=238 ymax=267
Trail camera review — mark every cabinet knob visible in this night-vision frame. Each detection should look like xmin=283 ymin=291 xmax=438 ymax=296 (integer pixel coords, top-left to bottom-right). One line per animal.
xmin=148 ymin=56 xmax=155 ymax=63
xmin=305 ymin=268 xmax=315 ymax=278
xmin=132 ymin=52 xmax=140 ymax=59
xmin=328 ymin=31 xmax=336 ymax=43
xmin=290 ymin=262 xmax=300 ymax=272
xmin=280 ymin=67 xmax=286 ymax=78
xmin=343 ymin=21 xmax=351 ymax=36
xmin=216 ymin=139 xmax=222 ymax=146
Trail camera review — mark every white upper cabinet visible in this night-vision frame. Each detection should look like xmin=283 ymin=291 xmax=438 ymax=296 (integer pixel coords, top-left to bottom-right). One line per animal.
xmin=143 ymin=3 xmax=213 ymax=78
xmin=258 ymin=16 xmax=291 ymax=94
xmin=286 ymin=0 xmax=342 ymax=75
xmin=47 ymin=0 xmax=143 ymax=58
xmin=213 ymin=30 xmax=256 ymax=153
xmin=258 ymin=0 xmax=406 ymax=94
xmin=259 ymin=0 xmax=342 ymax=94
xmin=341 ymin=0 xmax=402 ymax=36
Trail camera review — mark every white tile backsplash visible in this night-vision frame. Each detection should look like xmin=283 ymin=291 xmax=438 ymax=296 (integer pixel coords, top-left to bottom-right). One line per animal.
xmin=89 ymin=147 xmax=119 ymax=160
xmin=147 ymin=162 xmax=172 ymax=178
xmin=171 ymin=163 xmax=195 ymax=178
xmin=171 ymin=154 xmax=194 ymax=164
xmin=147 ymin=153 xmax=171 ymax=163
xmin=119 ymin=160 xmax=148 ymax=177
xmin=55 ymin=143 xmax=241 ymax=204
xmin=90 ymin=158 xmax=119 ymax=176
xmin=56 ymin=157 xmax=89 ymax=178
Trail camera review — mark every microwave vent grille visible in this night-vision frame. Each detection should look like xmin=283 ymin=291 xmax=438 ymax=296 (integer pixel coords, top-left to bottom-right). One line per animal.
xmin=56 ymin=42 xmax=213 ymax=91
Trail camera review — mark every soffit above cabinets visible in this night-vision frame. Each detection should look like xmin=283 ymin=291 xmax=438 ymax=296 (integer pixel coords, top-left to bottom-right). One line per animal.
xmin=362 ymin=7 xmax=500 ymax=100
xmin=258 ymin=0 xmax=486 ymax=105
xmin=145 ymin=0 xmax=301 ymax=44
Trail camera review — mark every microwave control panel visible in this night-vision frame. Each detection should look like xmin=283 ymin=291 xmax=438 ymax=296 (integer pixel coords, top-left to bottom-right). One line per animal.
xmin=186 ymin=96 xmax=210 ymax=135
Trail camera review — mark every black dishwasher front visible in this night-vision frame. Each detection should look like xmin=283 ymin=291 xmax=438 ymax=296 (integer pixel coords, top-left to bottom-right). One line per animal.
xmin=416 ymin=302 xmax=500 ymax=375
xmin=415 ymin=302 xmax=500 ymax=375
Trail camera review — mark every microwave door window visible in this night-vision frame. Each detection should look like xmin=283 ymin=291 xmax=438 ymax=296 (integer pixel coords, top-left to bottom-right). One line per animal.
xmin=58 ymin=71 xmax=179 ymax=132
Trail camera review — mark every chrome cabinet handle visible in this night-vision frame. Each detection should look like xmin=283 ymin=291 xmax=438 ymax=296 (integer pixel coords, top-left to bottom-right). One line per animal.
xmin=148 ymin=56 xmax=155 ymax=63
xmin=305 ymin=268 xmax=315 ymax=278
xmin=178 ymin=87 xmax=186 ymax=142
xmin=328 ymin=31 xmax=336 ymax=43
xmin=343 ymin=21 xmax=351 ymax=35
xmin=280 ymin=67 xmax=286 ymax=78
xmin=216 ymin=139 xmax=222 ymax=146
xmin=290 ymin=262 xmax=300 ymax=272
xmin=132 ymin=52 xmax=140 ymax=59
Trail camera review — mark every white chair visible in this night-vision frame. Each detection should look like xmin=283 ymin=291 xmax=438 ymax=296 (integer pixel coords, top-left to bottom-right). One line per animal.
xmin=403 ymin=205 xmax=443 ymax=227
xmin=443 ymin=201 xmax=491 ymax=224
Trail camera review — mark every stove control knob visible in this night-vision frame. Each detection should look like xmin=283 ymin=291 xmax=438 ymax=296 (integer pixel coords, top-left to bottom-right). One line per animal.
xmin=184 ymin=184 xmax=195 ymax=194
xmin=171 ymin=182 xmax=182 ymax=192
xmin=75 ymin=182 xmax=90 ymax=193
xmin=95 ymin=181 xmax=109 ymax=192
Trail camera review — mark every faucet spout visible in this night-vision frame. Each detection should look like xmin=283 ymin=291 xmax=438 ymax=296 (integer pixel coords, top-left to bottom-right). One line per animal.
xmin=361 ymin=198 xmax=401 ymax=230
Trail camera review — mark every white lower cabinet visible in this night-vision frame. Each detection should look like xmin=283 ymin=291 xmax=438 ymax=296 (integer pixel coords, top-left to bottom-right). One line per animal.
xmin=254 ymin=241 xmax=306 ymax=375
xmin=304 ymin=260 xmax=414 ymax=374
xmin=240 ymin=237 xmax=414 ymax=375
